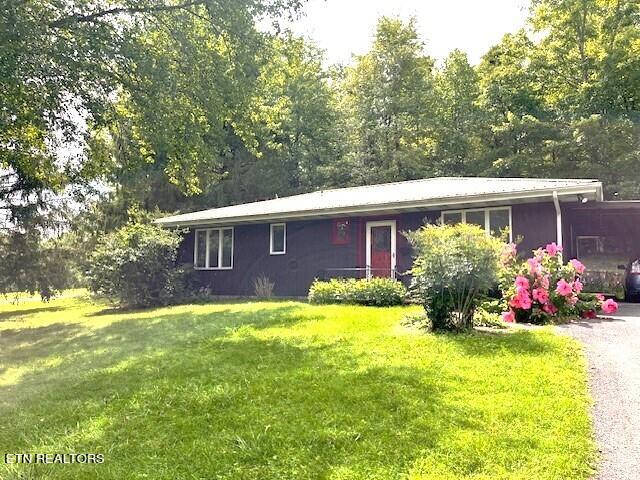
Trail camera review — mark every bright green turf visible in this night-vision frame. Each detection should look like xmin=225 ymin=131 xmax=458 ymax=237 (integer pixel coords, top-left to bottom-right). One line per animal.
xmin=0 ymin=291 xmax=595 ymax=479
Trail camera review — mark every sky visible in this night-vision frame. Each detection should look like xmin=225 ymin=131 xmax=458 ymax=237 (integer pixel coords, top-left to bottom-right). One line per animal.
xmin=288 ymin=0 xmax=531 ymax=66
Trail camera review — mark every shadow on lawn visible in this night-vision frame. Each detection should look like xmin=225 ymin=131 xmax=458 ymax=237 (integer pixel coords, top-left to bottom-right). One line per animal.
xmin=86 ymin=297 xmax=299 ymax=317
xmin=450 ymin=329 xmax=557 ymax=357
xmin=0 ymin=302 xmax=564 ymax=479
xmin=0 ymin=305 xmax=65 ymax=322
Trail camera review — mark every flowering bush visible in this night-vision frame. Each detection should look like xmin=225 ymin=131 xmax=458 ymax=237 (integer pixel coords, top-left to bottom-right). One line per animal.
xmin=407 ymin=223 xmax=504 ymax=331
xmin=500 ymin=242 xmax=618 ymax=324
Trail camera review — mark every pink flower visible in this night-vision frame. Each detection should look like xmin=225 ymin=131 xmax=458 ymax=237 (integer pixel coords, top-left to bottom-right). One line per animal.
xmin=570 ymin=259 xmax=586 ymax=274
xmin=515 ymin=275 xmax=530 ymax=290
xmin=502 ymin=311 xmax=515 ymax=323
xmin=546 ymin=242 xmax=563 ymax=257
xmin=509 ymin=291 xmax=532 ymax=310
xmin=556 ymin=279 xmax=573 ymax=297
xmin=567 ymin=295 xmax=578 ymax=306
xmin=533 ymin=248 xmax=544 ymax=261
xmin=540 ymin=275 xmax=550 ymax=290
xmin=573 ymin=280 xmax=584 ymax=293
xmin=532 ymin=288 xmax=549 ymax=304
xmin=581 ymin=310 xmax=597 ymax=319
xmin=596 ymin=293 xmax=605 ymax=302
xmin=542 ymin=302 xmax=558 ymax=315
xmin=601 ymin=298 xmax=618 ymax=315
xmin=527 ymin=258 xmax=542 ymax=276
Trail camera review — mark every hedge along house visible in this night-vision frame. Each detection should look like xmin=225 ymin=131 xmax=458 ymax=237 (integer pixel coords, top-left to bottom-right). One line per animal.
xmin=155 ymin=177 xmax=619 ymax=297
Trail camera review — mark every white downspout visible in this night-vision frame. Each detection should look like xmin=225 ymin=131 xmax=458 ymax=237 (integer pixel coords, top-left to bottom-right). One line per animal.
xmin=552 ymin=191 xmax=563 ymax=261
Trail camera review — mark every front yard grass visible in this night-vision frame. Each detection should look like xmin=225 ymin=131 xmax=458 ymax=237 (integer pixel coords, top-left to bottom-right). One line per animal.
xmin=0 ymin=292 xmax=594 ymax=479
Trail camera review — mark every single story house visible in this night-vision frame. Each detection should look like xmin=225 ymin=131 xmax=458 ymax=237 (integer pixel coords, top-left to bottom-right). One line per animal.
xmin=156 ymin=177 xmax=640 ymax=297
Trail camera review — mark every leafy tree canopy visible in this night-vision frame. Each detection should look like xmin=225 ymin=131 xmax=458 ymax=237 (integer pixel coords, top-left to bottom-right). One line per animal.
xmin=1 ymin=0 xmax=303 ymax=228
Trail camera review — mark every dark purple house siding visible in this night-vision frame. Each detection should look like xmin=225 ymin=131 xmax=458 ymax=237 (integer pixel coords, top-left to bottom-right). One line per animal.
xmin=179 ymin=220 xmax=358 ymax=296
xmin=511 ymin=202 xmax=558 ymax=256
xmin=177 ymin=203 xmax=561 ymax=297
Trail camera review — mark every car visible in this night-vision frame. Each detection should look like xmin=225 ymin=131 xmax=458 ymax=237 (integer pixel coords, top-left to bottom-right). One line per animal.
xmin=619 ymin=259 xmax=640 ymax=302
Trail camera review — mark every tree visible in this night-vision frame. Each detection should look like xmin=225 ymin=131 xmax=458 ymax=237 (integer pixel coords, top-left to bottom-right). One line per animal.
xmin=530 ymin=0 xmax=640 ymax=116
xmin=340 ymin=17 xmax=437 ymax=184
xmin=2 ymin=0 xmax=305 ymax=218
xmin=93 ymin=32 xmax=342 ymax=211
xmin=432 ymin=50 xmax=487 ymax=175
xmin=556 ymin=115 xmax=640 ymax=198
xmin=476 ymin=2 xmax=640 ymax=193
xmin=477 ymin=31 xmax=546 ymax=121
xmin=0 ymin=227 xmax=78 ymax=301
xmin=243 ymin=35 xmax=343 ymax=195
xmin=0 ymin=0 xmax=303 ymax=297
xmin=188 ymin=34 xmax=343 ymax=206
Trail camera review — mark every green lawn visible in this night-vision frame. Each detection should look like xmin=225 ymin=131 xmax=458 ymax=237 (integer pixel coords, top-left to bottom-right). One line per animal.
xmin=0 ymin=292 xmax=594 ymax=479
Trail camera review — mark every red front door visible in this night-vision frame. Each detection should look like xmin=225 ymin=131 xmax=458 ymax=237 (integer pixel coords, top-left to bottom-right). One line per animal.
xmin=370 ymin=225 xmax=392 ymax=277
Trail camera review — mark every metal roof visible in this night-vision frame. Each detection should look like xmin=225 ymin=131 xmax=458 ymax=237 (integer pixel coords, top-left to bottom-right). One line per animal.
xmin=156 ymin=177 xmax=603 ymax=227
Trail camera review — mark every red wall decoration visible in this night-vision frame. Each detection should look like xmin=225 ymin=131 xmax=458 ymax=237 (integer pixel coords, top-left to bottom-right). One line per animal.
xmin=331 ymin=218 xmax=352 ymax=245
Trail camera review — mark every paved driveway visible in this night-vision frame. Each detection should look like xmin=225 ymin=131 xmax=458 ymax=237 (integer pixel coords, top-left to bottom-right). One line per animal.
xmin=558 ymin=303 xmax=640 ymax=480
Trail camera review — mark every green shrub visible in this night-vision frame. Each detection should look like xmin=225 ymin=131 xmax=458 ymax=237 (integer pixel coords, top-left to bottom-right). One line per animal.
xmin=308 ymin=277 xmax=407 ymax=306
xmin=406 ymin=223 xmax=504 ymax=331
xmin=476 ymin=297 xmax=505 ymax=314
xmin=87 ymin=222 xmax=185 ymax=307
xmin=473 ymin=307 xmax=506 ymax=328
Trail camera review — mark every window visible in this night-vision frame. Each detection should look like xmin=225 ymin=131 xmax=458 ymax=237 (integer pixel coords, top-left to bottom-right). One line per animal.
xmin=270 ymin=223 xmax=286 ymax=255
xmin=489 ymin=209 xmax=510 ymax=238
xmin=440 ymin=207 xmax=512 ymax=241
xmin=442 ymin=211 xmax=462 ymax=225
xmin=194 ymin=227 xmax=233 ymax=269
xmin=576 ymin=236 xmax=602 ymax=258
xmin=465 ymin=210 xmax=485 ymax=228
xmin=195 ymin=230 xmax=207 ymax=268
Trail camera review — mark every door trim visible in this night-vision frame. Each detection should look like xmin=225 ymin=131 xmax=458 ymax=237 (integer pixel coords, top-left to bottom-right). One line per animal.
xmin=365 ymin=220 xmax=397 ymax=279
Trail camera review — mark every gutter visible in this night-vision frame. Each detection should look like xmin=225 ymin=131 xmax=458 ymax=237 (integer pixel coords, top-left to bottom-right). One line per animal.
xmin=552 ymin=190 xmax=563 ymax=261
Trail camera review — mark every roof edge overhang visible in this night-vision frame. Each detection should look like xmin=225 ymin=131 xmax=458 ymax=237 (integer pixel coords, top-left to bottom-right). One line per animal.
xmin=568 ymin=199 xmax=640 ymax=211
xmin=156 ymin=184 xmax=603 ymax=228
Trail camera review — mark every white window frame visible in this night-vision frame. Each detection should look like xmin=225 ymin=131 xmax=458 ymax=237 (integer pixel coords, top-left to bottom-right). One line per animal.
xmin=193 ymin=227 xmax=234 ymax=270
xmin=440 ymin=206 xmax=513 ymax=242
xmin=269 ymin=223 xmax=286 ymax=255
xmin=575 ymin=235 xmax=603 ymax=258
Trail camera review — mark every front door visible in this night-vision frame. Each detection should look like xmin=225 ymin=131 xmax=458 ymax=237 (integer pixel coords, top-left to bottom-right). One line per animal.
xmin=366 ymin=221 xmax=396 ymax=278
